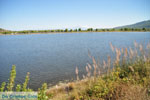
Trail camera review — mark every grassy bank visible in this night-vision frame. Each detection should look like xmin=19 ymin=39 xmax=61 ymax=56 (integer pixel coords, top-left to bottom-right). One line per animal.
xmin=0 ymin=42 xmax=150 ymax=100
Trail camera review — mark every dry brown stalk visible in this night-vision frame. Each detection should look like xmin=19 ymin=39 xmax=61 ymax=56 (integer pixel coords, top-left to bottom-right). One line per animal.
xmin=103 ymin=60 xmax=106 ymax=69
xmin=147 ymin=43 xmax=150 ymax=49
xmin=134 ymin=41 xmax=138 ymax=48
xmin=129 ymin=47 xmax=134 ymax=59
xmin=110 ymin=42 xmax=115 ymax=52
xmin=85 ymin=65 xmax=91 ymax=77
xmin=82 ymin=74 xmax=85 ymax=79
xmin=88 ymin=50 xmax=92 ymax=59
xmin=124 ymin=48 xmax=128 ymax=58
xmin=107 ymin=55 xmax=111 ymax=74
xmin=121 ymin=48 xmax=124 ymax=53
xmin=87 ymin=63 xmax=92 ymax=70
xmin=134 ymin=48 xmax=138 ymax=56
xmin=75 ymin=67 xmax=79 ymax=80
xmin=86 ymin=66 xmax=89 ymax=72
xmin=115 ymin=48 xmax=121 ymax=65
xmin=98 ymin=68 xmax=101 ymax=75
xmin=139 ymin=44 xmax=143 ymax=52
xmin=92 ymin=57 xmax=97 ymax=77
xmin=128 ymin=66 xmax=134 ymax=72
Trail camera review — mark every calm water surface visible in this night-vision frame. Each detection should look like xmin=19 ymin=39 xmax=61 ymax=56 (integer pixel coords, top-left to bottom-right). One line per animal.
xmin=0 ymin=32 xmax=150 ymax=90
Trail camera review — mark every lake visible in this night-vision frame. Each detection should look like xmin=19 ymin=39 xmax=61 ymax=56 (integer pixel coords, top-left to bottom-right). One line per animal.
xmin=0 ymin=32 xmax=150 ymax=90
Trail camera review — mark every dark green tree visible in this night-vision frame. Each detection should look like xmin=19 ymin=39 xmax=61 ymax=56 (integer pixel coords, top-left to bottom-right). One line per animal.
xmin=120 ymin=28 xmax=123 ymax=31
xmin=64 ymin=29 xmax=68 ymax=32
xmin=70 ymin=29 xmax=73 ymax=32
xmin=74 ymin=29 xmax=77 ymax=32
xmin=87 ymin=28 xmax=93 ymax=31
xmin=95 ymin=29 xmax=98 ymax=32
xmin=131 ymin=28 xmax=134 ymax=31
xmin=56 ymin=29 xmax=61 ymax=32
xmin=124 ymin=28 xmax=128 ymax=31
xmin=78 ymin=28 xmax=81 ymax=32
xmin=102 ymin=29 xmax=105 ymax=32
xmin=61 ymin=30 xmax=64 ymax=32
xmin=51 ymin=30 xmax=55 ymax=32
xmin=142 ymin=28 xmax=146 ymax=31
xmin=106 ymin=29 xmax=110 ymax=31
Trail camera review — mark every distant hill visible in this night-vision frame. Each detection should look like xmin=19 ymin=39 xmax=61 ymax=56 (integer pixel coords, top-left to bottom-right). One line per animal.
xmin=0 ymin=28 xmax=9 ymax=32
xmin=0 ymin=28 xmax=5 ymax=32
xmin=114 ymin=20 xmax=150 ymax=29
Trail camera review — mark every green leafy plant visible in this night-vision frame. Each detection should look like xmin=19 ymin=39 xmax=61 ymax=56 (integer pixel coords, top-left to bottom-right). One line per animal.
xmin=38 ymin=83 xmax=48 ymax=100
xmin=7 ymin=65 xmax=16 ymax=91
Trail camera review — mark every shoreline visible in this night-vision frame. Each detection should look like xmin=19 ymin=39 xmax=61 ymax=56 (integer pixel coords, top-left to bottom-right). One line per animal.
xmin=0 ymin=31 xmax=150 ymax=36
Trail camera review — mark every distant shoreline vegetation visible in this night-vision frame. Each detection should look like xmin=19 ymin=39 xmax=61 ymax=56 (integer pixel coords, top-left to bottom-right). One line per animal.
xmin=0 ymin=28 xmax=150 ymax=35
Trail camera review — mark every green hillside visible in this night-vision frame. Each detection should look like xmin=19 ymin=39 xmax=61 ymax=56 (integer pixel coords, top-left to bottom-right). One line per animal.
xmin=115 ymin=20 xmax=150 ymax=29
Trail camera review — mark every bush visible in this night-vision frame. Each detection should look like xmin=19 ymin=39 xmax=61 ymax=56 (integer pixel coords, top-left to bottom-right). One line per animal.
xmin=0 ymin=65 xmax=48 ymax=100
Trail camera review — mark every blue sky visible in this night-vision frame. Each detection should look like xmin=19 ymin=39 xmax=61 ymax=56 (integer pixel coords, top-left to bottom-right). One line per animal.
xmin=0 ymin=0 xmax=150 ymax=30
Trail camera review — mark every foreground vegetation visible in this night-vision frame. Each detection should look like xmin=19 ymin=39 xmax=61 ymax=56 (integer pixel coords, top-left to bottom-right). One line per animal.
xmin=0 ymin=28 xmax=150 ymax=35
xmin=0 ymin=42 xmax=150 ymax=100
xmin=46 ymin=42 xmax=150 ymax=100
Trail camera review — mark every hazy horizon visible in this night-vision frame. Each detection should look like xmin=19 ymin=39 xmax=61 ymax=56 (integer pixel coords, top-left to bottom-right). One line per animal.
xmin=0 ymin=0 xmax=150 ymax=31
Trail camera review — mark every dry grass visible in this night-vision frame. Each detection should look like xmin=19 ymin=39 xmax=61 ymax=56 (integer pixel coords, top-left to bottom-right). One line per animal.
xmin=46 ymin=41 xmax=150 ymax=100
xmin=111 ymin=83 xmax=148 ymax=100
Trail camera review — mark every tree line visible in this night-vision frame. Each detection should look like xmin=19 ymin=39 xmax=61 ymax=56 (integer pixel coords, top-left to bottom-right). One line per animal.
xmin=1 ymin=28 xmax=150 ymax=34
